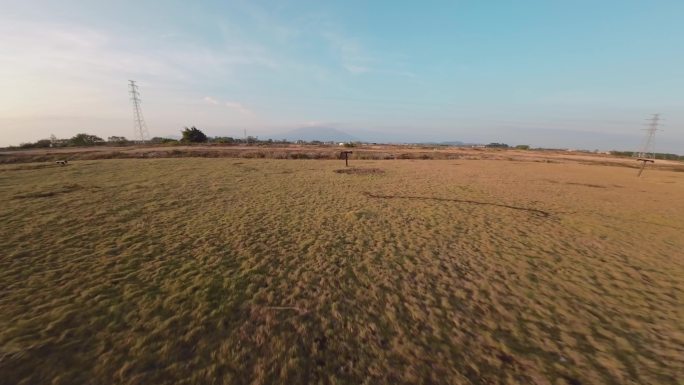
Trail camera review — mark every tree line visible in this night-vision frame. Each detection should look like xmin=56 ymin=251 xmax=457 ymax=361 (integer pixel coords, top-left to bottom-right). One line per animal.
xmin=8 ymin=128 xmax=683 ymax=159
xmin=610 ymin=151 xmax=684 ymax=161
xmin=11 ymin=127 xmax=293 ymax=149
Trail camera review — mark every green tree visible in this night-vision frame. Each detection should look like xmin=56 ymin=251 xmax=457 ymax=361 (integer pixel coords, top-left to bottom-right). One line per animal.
xmin=19 ymin=139 xmax=52 ymax=149
xmin=211 ymin=136 xmax=235 ymax=144
xmin=69 ymin=133 xmax=105 ymax=147
xmin=180 ymin=126 xmax=208 ymax=143
xmin=485 ymin=142 xmax=509 ymax=148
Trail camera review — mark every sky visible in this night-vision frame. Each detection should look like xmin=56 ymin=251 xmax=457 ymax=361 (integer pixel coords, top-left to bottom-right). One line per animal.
xmin=1 ymin=0 xmax=683 ymax=152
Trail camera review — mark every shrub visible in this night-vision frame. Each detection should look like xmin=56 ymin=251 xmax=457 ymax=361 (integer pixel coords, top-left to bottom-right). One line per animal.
xmin=211 ymin=137 xmax=235 ymax=144
xmin=19 ymin=139 xmax=52 ymax=149
xmin=69 ymin=133 xmax=105 ymax=147
xmin=107 ymin=136 xmax=130 ymax=146
xmin=180 ymin=127 xmax=208 ymax=143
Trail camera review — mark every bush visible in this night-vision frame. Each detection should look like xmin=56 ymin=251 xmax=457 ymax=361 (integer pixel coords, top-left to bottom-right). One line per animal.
xmin=485 ymin=142 xmax=509 ymax=148
xmin=69 ymin=133 xmax=105 ymax=147
xmin=289 ymin=153 xmax=311 ymax=159
xmin=211 ymin=137 xmax=235 ymax=144
xmin=180 ymin=127 xmax=208 ymax=143
xmin=19 ymin=139 xmax=52 ymax=149
xmin=150 ymin=137 xmax=179 ymax=144
xmin=107 ymin=136 xmax=130 ymax=146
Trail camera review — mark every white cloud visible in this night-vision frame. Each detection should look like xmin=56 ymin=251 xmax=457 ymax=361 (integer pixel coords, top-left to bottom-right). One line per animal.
xmin=319 ymin=28 xmax=414 ymax=78
xmin=321 ymin=31 xmax=373 ymax=75
xmin=203 ymin=96 xmax=254 ymax=115
xmin=225 ymin=101 xmax=253 ymax=115
xmin=0 ymin=18 xmax=281 ymax=92
xmin=344 ymin=65 xmax=370 ymax=74
xmin=202 ymin=96 xmax=254 ymax=115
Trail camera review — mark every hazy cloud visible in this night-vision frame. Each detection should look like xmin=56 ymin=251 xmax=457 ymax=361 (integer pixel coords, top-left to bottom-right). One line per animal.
xmin=225 ymin=101 xmax=253 ymax=115
xmin=321 ymin=31 xmax=374 ymax=75
xmin=344 ymin=65 xmax=370 ymax=74
xmin=204 ymin=96 xmax=254 ymax=115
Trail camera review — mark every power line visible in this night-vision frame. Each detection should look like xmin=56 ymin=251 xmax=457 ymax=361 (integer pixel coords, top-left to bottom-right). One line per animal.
xmin=129 ymin=80 xmax=149 ymax=143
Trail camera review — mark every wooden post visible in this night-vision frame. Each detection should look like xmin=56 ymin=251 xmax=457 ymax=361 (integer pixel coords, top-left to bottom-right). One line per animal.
xmin=636 ymin=158 xmax=654 ymax=177
xmin=340 ymin=151 xmax=353 ymax=167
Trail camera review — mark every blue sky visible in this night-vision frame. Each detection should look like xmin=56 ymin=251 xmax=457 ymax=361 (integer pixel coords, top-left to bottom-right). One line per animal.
xmin=1 ymin=0 xmax=683 ymax=152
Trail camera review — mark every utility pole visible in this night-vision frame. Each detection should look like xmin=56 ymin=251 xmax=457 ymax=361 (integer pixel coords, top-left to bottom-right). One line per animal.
xmin=635 ymin=113 xmax=660 ymax=177
xmin=128 ymin=80 xmax=149 ymax=143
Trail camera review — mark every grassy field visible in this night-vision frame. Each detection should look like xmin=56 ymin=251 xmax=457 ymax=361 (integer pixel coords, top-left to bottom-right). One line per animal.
xmin=4 ymin=144 xmax=684 ymax=174
xmin=1 ymin=158 xmax=682 ymax=385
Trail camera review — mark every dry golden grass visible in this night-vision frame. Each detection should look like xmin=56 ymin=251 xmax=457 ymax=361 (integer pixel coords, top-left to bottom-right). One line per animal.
xmin=0 ymin=158 xmax=682 ymax=385
xmin=3 ymin=144 xmax=684 ymax=174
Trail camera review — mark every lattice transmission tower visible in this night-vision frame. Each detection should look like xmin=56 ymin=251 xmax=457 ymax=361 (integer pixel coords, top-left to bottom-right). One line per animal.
xmin=635 ymin=113 xmax=661 ymax=176
xmin=128 ymin=80 xmax=149 ymax=143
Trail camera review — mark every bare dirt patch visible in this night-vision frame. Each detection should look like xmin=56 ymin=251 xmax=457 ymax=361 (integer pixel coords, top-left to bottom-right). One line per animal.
xmin=544 ymin=179 xmax=626 ymax=189
xmin=334 ymin=167 xmax=385 ymax=175
xmin=565 ymin=182 xmax=607 ymax=188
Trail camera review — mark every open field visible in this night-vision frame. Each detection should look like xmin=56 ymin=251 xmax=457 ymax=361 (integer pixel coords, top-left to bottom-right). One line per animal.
xmin=1 ymin=158 xmax=683 ymax=384
xmin=3 ymin=144 xmax=684 ymax=173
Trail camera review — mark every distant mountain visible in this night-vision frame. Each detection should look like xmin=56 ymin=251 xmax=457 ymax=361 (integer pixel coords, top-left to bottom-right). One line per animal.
xmin=269 ymin=127 xmax=360 ymax=142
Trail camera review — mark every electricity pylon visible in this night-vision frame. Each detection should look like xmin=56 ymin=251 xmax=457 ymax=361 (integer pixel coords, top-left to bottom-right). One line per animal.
xmin=129 ymin=80 xmax=149 ymax=143
xmin=635 ymin=114 xmax=660 ymax=177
